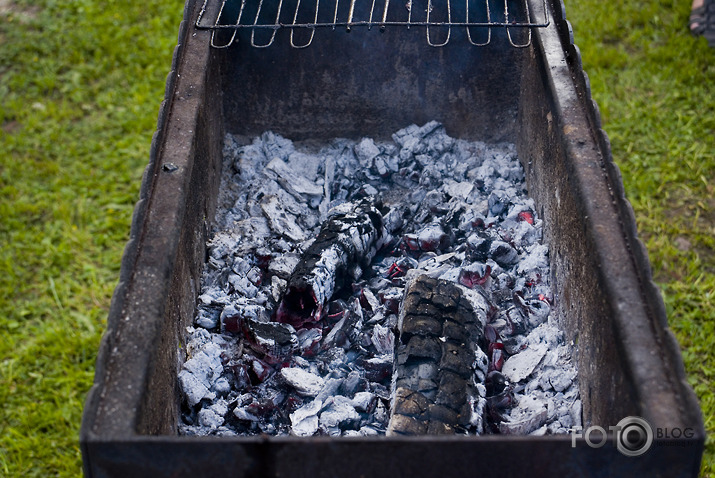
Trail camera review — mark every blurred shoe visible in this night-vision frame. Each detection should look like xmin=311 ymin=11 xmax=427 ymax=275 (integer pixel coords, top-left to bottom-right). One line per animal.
xmin=690 ymin=0 xmax=715 ymax=47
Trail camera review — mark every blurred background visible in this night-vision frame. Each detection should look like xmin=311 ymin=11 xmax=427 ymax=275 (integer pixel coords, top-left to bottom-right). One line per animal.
xmin=0 ymin=0 xmax=712 ymax=475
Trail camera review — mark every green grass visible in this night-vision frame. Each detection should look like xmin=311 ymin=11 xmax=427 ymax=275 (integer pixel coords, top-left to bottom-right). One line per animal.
xmin=0 ymin=0 xmax=185 ymax=475
xmin=0 ymin=0 xmax=712 ymax=475
xmin=564 ymin=0 xmax=715 ymax=475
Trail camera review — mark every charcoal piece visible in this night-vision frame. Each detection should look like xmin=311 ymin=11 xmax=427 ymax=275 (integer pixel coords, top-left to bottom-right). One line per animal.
xmin=319 ymin=396 xmax=360 ymax=431
xmin=260 ymin=195 xmax=307 ymax=242
xmin=485 ymin=371 xmax=508 ymax=397
xmin=242 ymin=318 xmax=298 ymax=358
xmin=443 ymin=180 xmax=474 ymax=201
xmin=296 ymin=328 xmax=322 ymax=355
xmin=248 ymin=357 xmax=273 ymax=384
xmin=393 ymin=387 xmax=430 ymax=418
xmin=466 ymin=234 xmax=492 ymax=262
xmin=275 ymin=197 xmax=387 ymax=328
xmin=401 ymin=315 xmax=442 ymax=337
xmin=439 ymin=342 xmax=475 ymax=378
xmin=196 ymin=307 xmax=221 ymax=329
xmin=341 ymin=371 xmax=368 ymax=396
xmin=379 ymin=288 xmax=403 ymax=314
xmin=427 ymin=421 xmax=455 ymax=435
xmin=442 ymin=320 xmax=470 ymax=344
xmin=370 ymin=324 xmax=394 ymax=355
xmin=213 ymin=376 xmax=232 ymax=395
xmin=499 ymin=396 xmax=548 ymax=435
xmin=354 ymin=138 xmax=380 ymax=168
xmin=415 ymin=223 xmax=452 ymax=252
xmin=458 ymin=263 xmax=491 ymax=289
xmin=388 ymin=414 xmax=428 ymax=435
xmin=427 ymin=404 xmax=459 ymax=425
xmin=400 ymin=361 xmax=439 ymax=385
xmin=321 ymin=310 xmax=356 ymax=349
xmin=268 ymin=254 xmax=299 ymax=280
xmin=359 ymin=355 xmax=393 ymax=383
xmin=220 ymin=305 xmax=243 ymax=334
xmin=359 ymin=288 xmax=381 ymax=312
xmin=351 ymin=391 xmax=377 ymax=413
xmin=290 ymin=399 xmax=322 ymax=437
xmin=404 ymin=336 xmax=442 ymax=362
xmin=389 ymin=276 xmax=486 ymax=436
xmin=179 ymin=371 xmax=213 ymax=408
xmin=489 ymin=240 xmax=519 ymax=267
xmin=488 ymin=190 xmax=510 ymax=216
xmin=502 ymin=343 xmax=548 ymax=383
xmin=264 ymin=157 xmax=323 ymax=207
xmin=179 ymin=342 xmax=224 ymax=407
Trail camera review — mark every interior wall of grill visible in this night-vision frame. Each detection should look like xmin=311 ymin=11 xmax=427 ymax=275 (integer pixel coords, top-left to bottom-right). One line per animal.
xmin=516 ymin=49 xmax=639 ymax=428
xmin=219 ymin=25 xmax=526 ymax=142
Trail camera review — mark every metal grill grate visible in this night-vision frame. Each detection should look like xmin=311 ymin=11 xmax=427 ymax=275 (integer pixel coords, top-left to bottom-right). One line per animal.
xmin=195 ymin=0 xmax=549 ymax=48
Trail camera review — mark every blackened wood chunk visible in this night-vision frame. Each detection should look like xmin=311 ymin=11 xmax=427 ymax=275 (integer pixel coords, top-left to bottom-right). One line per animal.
xmin=388 ymin=275 xmax=486 ymax=436
xmin=412 ymin=302 xmax=443 ymax=318
xmin=438 ymin=371 xmax=467 ymax=396
xmin=427 ymin=421 xmax=455 ymax=435
xmin=396 ymin=361 xmax=439 ymax=395
xmin=427 ymin=403 xmax=459 ymax=424
xmin=435 ymin=383 xmax=467 ymax=412
xmin=395 ymin=377 xmax=439 ymax=398
xmin=405 ymin=335 xmax=442 ymax=362
xmin=406 ymin=276 xmax=437 ymax=298
xmin=402 ymin=314 xmax=443 ymax=337
xmin=275 ymin=197 xmax=386 ymax=328
xmin=393 ymin=387 xmax=430 ymax=418
xmin=453 ymin=307 xmax=477 ymax=326
xmin=389 ymin=414 xmax=428 ymax=435
xmin=442 ymin=320 xmax=470 ymax=343
xmin=439 ymin=342 xmax=475 ymax=378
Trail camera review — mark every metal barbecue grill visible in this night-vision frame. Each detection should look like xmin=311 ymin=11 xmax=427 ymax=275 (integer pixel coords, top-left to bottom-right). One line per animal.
xmin=195 ymin=0 xmax=549 ymax=47
xmin=80 ymin=0 xmax=705 ymax=476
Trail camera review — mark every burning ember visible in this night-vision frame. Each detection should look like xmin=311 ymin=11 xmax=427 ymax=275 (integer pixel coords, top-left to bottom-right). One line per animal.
xmin=178 ymin=122 xmax=580 ymax=437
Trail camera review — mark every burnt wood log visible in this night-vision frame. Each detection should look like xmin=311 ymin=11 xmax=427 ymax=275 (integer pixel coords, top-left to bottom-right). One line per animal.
xmin=275 ymin=197 xmax=388 ymax=328
xmin=388 ymin=276 xmax=489 ymax=435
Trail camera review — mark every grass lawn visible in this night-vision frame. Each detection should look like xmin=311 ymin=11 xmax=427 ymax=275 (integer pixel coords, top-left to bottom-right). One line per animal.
xmin=0 ymin=0 xmax=185 ymax=475
xmin=0 ymin=0 xmax=712 ymax=476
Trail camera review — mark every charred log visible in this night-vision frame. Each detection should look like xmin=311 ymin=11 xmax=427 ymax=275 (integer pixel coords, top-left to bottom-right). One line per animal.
xmin=276 ymin=197 xmax=388 ymax=328
xmin=388 ymin=276 xmax=489 ymax=435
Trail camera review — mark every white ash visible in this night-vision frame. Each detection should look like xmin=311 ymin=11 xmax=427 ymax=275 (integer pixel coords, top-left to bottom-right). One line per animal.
xmin=280 ymin=368 xmax=325 ymax=397
xmin=178 ymin=122 xmax=579 ymax=437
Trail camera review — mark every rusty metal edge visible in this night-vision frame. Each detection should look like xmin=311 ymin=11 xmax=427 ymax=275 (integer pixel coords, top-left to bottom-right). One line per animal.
xmin=82 ymin=433 xmax=703 ymax=478
xmin=80 ymin=0 xmax=204 ymax=469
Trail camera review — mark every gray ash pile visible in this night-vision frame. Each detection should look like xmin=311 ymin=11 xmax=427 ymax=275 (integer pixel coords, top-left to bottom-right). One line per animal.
xmin=178 ymin=122 xmax=580 ymax=438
